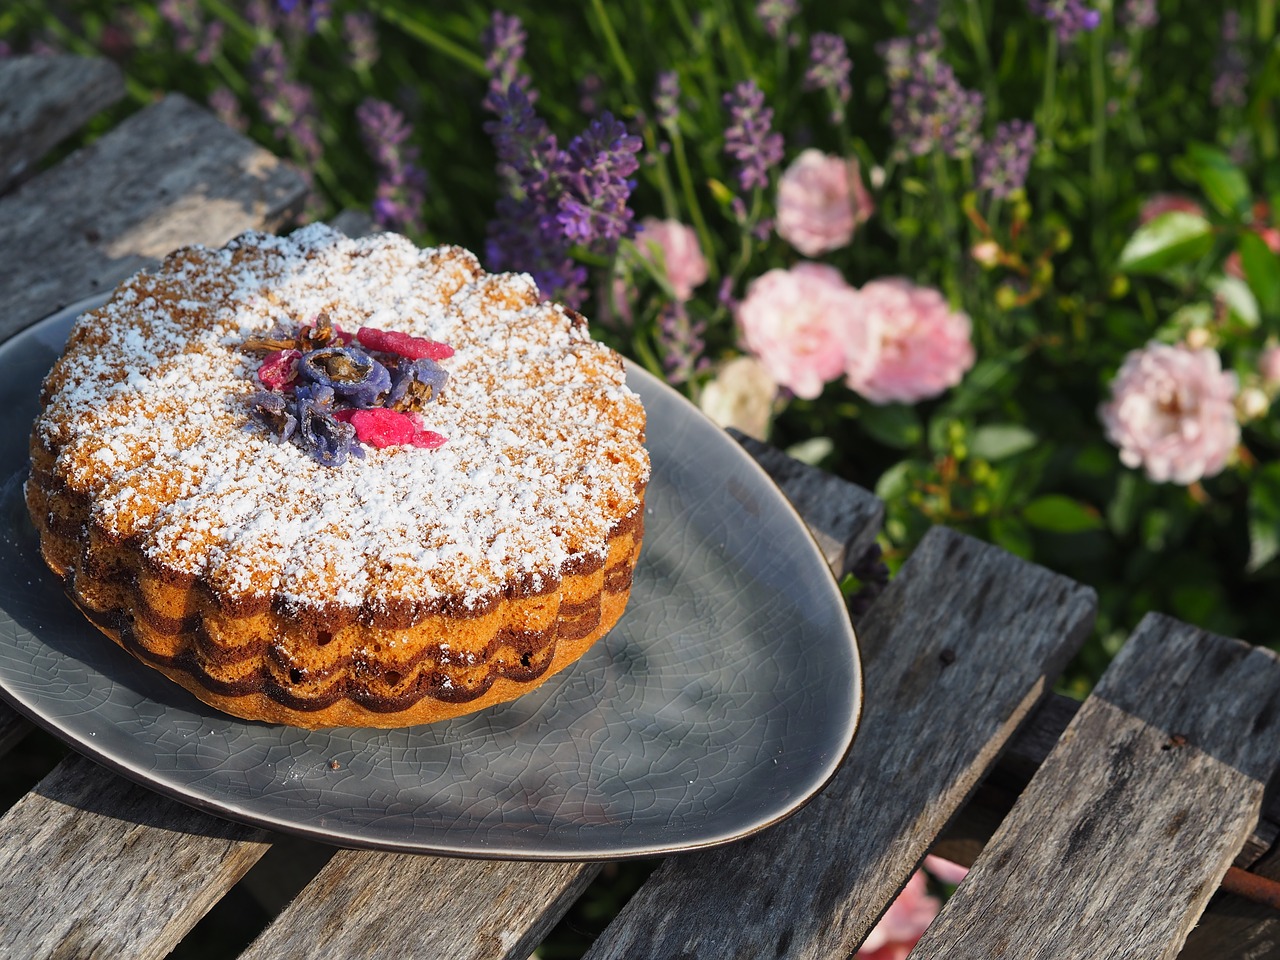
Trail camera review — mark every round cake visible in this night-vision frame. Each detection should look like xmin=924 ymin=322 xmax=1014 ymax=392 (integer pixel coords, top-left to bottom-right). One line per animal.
xmin=26 ymin=224 xmax=650 ymax=728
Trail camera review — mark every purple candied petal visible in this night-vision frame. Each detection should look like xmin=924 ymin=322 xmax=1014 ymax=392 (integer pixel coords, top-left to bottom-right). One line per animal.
xmin=387 ymin=357 xmax=449 ymax=409
xmin=246 ymin=390 xmax=297 ymax=443
xmin=297 ymin=401 xmax=356 ymax=467
xmin=297 ymin=347 xmax=391 ymax=408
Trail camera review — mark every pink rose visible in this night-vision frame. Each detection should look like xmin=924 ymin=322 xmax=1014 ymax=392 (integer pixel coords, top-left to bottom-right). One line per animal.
xmin=847 ymin=278 xmax=975 ymax=404
xmin=737 ymin=263 xmax=879 ymax=400
xmin=1100 ymin=342 xmax=1239 ymax=484
xmin=636 ymin=217 xmax=708 ymax=302
xmin=856 ymin=870 xmax=940 ymax=959
xmin=777 ymin=150 xmax=874 ymax=257
xmin=924 ymin=854 xmax=970 ymax=886
xmin=1260 ymin=344 xmax=1280 ymax=387
xmin=1138 ymin=194 xmax=1206 ymax=224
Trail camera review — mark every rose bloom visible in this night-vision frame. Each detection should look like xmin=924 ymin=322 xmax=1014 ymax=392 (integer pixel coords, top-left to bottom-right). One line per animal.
xmin=698 ymin=355 xmax=777 ymax=440
xmin=776 ymin=149 xmax=874 ymax=257
xmin=847 ymin=279 xmax=975 ymax=404
xmin=856 ymin=870 xmax=940 ymax=960
xmin=1260 ymin=343 xmax=1280 ymax=387
xmin=635 ymin=217 xmax=708 ymax=302
xmin=1137 ymin=194 xmax=1206 ymax=224
xmin=1100 ymin=342 xmax=1240 ymax=484
xmin=737 ymin=262 xmax=878 ymax=400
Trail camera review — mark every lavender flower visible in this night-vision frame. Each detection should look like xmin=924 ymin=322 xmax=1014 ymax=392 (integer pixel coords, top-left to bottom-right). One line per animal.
xmin=557 ymin=113 xmax=643 ymax=247
xmin=654 ymin=71 xmax=681 ymax=129
xmin=251 ymin=42 xmax=323 ymax=168
xmin=658 ymin=304 xmax=709 ymax=385
xmin=1212 ymin=11 xmax=1249 ymax=110
xmin=0 ymin=41 xmax=13 ymax=58
xmin=881 ymin=32 xmax=985 ymax=160
xmin=1026 ymin=0 xmax=1102 ymax=44
xmin=208 ymin=87 xmax=247 ymax=132
xmin=276 ymin=0 xmax=329 ymax=33
xmin=805 ymin=33 xmax=853 ymax=123
xmin=977 ymin=120 xmax=1036 ymax=199
xmin=723 ymin=80 xmax=785 ymax=192
xmin=908 ymin=0 xmax=943 ymax=31
xmin=357 ymin=98 xmax=428 ymax=234
xmin=482 ymin=11 xmax=531 ymax=112
xmin=343 ymin=12 xmax=380 ymax=70
xmin=158 ymin=0 xmax=223 ymax=62
xmin=756 ymin=0 xmax=799 ymax=41
xmin=1119 ymin=0 xmax=1158 ymax=32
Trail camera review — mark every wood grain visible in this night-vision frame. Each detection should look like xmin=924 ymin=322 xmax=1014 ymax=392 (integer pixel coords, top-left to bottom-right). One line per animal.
xmin=911 ymin=613 xmax=1280 ymax=960
xmin=0 ymin=92 xmax=306 ymax=340
xmin=582 ymin=526 xmax=1096 ymax=960
xmin=0 ymin=753 xmax=269 ymax=959
xmin=239 ymin=853 xmax=601 ymax=960
xmin=731 ymin=430 xmax=884 ymax=579
xmin=0 ymin=55 xmax=125 ymax=194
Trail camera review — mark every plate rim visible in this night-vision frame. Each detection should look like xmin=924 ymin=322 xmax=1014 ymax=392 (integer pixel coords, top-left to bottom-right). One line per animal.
xmin=0 ymin=292 xmax=862 ymax=859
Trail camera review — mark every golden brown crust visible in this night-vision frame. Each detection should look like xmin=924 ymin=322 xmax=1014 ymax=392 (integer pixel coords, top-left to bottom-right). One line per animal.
xmin=27 ymin=227 xmax=649 ymax=727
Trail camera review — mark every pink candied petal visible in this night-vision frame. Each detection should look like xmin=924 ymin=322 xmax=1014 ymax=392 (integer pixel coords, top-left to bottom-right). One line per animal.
xmin=406 ymin=410 xmax=448 ymax=449
xmin=257 ymin=349 xmax=302 ymax=391
xmin=356 ymin=325 xmax=454 ymax=361
xmin=336 ymin=408 xmax=446 ymax=450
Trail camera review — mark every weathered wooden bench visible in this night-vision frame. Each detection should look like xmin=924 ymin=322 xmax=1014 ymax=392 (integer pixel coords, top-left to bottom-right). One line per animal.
xmin=3 ymin=55 xmax=1280 ymax=959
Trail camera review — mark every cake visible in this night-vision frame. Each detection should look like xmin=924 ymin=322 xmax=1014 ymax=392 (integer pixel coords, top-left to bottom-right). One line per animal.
xmin=25 ymin=225 xmax=650 ymax=728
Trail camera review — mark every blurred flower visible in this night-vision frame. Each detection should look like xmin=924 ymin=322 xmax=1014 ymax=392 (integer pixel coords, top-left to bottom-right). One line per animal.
xmin=1238 ymin=386 xmax=1270 ymax=421
xmin=1212 ymin=11 xmax=1249 ymax=110
xmin=636 ymin=218 xmax=708 ymax=301
xmin=976 ymin=120 xmax=1036 ymax=199
xmin=251 ymin=41 xmax=323 ymax=168
xmin=776 ymin=150 xmax=874 ymax=256
xmin=357 ymin=98 xmax=428 ymax=234
xmin=1137 ymin=194 xmax=1206 ymax=224
xmin=923 ymin=855 xmax=970 ymax=886
xmin=699 ymin=355 xmax=777 ymax=440
xmin=342 ymin=12 xmax=380 ymax=71
xmin=482 ymin=10 xmax=531 ymax=112
xmin=276 ymin=0 xmax=329 ymax=33
xmin=658 ymin=305 xmax=710 ymax=385
xmin=0 ymin=41 xmax=10 ymax=58
xmin=970 ymin=240 xmax=1001 ymax=268
xmin=208 ymin=87 xmax=247 ymax=132
xmin=1026 ymin=0 xmax=1102 ymax=44
xmin=849 ymin=279 xmax=975 ymax=404
xmin=881 ymin=31 xmax=985 ymax=160
xmin=579 ymin=73 xmax=604 ymax=115
xmin=723 ymin=80 xmax=785 ymax=192
xmin=737 ymin=263 xmax=877 ymax=400
xmin=158 ymin=0 xmax=223 ymax=63
xmin=805 ymin=32 xmax=853 ymax=123
xmin=654 ymin=71 xmax=681 ymax=130
xmin=756 ymin=0 xmax=799 ymax=41
xmin=908 ymin=0 xmax=944 ymax=31
xmin=856 ymin=870 xmax=940 ymax=959
xmin=1120 ymin=0 xmax=1159 ymax=31
xmin=1259 ymin=344 xmax=1280 ymax=388
xmin=1100 ymin=342 xmax=1239 ymax=484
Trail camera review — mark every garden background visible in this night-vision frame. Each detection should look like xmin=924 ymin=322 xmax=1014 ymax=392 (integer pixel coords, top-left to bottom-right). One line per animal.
xmin=3 ymin=0 xmax=1279 ymax=956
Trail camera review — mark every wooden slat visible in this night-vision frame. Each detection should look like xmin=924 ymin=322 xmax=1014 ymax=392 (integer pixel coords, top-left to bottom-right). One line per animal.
xmin=582 ymin=526 xmax=1096 ymax=960
xmin=732 ymin=431 xmax=883 ymax=578
xmin=911 ymin=614 xmax=1280 ymax=960
xmin=232 ymin=441 xmax=884 ymax=960
xmin=0 ymin=92 xmax=306 ymax=340
xmin=1178 ymin=848 xmax=1280 ymax=959
xmin=0 ymin=55 xmax=125 ymax=193
xmin=0 ymin=754 xmax=269 ymax=959
xmin=239 ymin=854 xmax=600 ymax=960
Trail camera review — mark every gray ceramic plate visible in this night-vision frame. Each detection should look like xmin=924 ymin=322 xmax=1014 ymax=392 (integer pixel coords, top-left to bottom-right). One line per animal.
xmin=0 ymin=296 xmax=861 ymax=859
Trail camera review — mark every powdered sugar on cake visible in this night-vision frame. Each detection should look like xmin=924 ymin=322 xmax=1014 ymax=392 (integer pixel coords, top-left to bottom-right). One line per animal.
xmin=35 ymin=225 xmax=650 ymax=614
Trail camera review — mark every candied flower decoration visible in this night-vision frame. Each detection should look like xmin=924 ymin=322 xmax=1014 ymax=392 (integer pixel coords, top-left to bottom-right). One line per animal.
xmin=242 ymin=319 xmax=452 ymax=466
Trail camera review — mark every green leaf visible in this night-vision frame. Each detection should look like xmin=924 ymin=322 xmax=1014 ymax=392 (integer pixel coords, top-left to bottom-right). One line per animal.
xmin=1185 ymin=143 xmax=1252 ymax=219
xmin=874 ymin=460 xmax=915 ymax=501
xmin=939 ymin=358 xmax=1015 ymax=419
xmin=1022 ymin=495 xmax=1104 ymax=533
xmin=970 ymin=424 xmax=1038 ymax=461
xmin=1247 ymin=462 xmax=1280 ymax=573
xmin=1239 ymin=230 xmax=1280 ymax=317
xmin=1117 ymin=211 xmax=1215 ymax=275
xmin=859 ymin=403 xmax=922 ymax=449
xmin=1208 ymin=275 xmax=1261 ymax=328
xmin=989 ymin=516 xmax=1033 ymax=559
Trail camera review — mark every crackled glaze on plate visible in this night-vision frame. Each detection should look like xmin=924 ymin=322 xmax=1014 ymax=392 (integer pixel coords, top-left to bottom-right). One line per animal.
xmin=0 ymin=295 xmax=861 ymax=858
